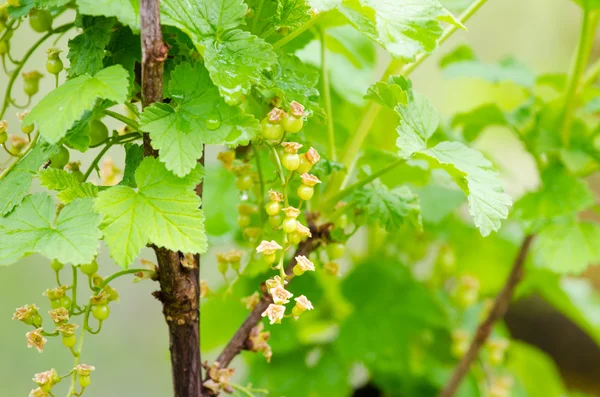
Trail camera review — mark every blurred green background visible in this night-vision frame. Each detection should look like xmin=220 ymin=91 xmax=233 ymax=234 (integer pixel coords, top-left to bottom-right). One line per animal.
xmin=0 ymin=0 xmax=595 ymax=396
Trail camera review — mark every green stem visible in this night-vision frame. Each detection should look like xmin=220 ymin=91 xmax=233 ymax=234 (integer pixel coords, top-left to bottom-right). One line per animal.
xmin=581 ymin=57 xmax=600 ymax=89
xmin=320 ymin=29 xmax=336 ymax=161
xmin=251 ymin=0 xmax=265 ymax=32
xmin=0 ymin=133 xmax=38 ymax=181
xmin=67 ymin=306 xmax=91 ymax=397
xmin=253 ymin=145 xmax=267 ymax=226
xmin=70 ymin=266 xmax=78 ymax=315
xmin=100 ymin=268 xmax=154 ymax=288
xmin=104 ymin=109 xmax=141 ymax=130
xmin=324 ymin=0 xmax=489 ymax=195
xmin=326 ymin=157 xmax=406 ymax=206
xmin=561 ymin=10 xmax=599 ymax=146
xmin=272 ymin=15 xmax=320 ymax=50
xmin=82 ymin=142 xmax=113 ymax=182
xmin=0 ymin=23 xmax=74 ymax=119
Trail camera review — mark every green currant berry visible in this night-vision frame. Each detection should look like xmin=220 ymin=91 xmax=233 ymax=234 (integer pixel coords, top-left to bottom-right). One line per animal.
xmin=50 ymin=299 xmax=61 ymax=309
xmin=260 ymin=118 xmax=284 ymax=141
xmin=89 ymin=119 xmax=109 ymax=146
xmin=235 ymin=175 xmax=253 ymax=190
xmin=293 ymin=264 xmax=305 ymax=276
xmin=327 ymin=243 xmax=345 ymax=260
xmin=21 ymin=123 xmax=34 ymax=134
xmin=29 ymin=9 xmax=53 ymax=33
xmin=296 ymin=154 xmax=312 ymax=174
xmin=79 ymin=375 xmax=91 ymax=388
xmin=297 ymin=184 xmax=314 ymax=201
xmin=291 ymin=305 xmax=304 ymax=318
xmin=71 ymin=170 xmax=84 ymax=182
xmin=0 ymin=132 xmax=6 ymax=145
xmin=49 ymin=146 xmax=69 ymax=169
xmin=91 ymin=304 xmax=110 ymax=321
xmin=80 ymin=261 xmax=98 ymax=276
xmin=31 ymin=313 xmax=43 ymax=328
xmin=237 ymin=214 xmax=251 ymax=228
xmin=289 ymin=232 xmax=302 ymax=245
xmin=59 ymin=295 xmax=72 ymax=309
xmin=62 ymin=334 xmax=76 ymax=348
xmin=263 ymin=252 xmax=276 ymax=265
xmin=265 ymin=200 xmax=281 ymax=216
xmin=218 ymin=261 xmax=228 ymax=275
xmin=336 ymin=214 xmax=349 ymax=229
xmin=40 ymin=383 xmax=52 ymax=393
xmin=46 ymin=57 xmax=63 ymax=75
xmin=0 ymin=40 xmax=7 ymax=56
xmin=281 ymin=153 xmax=299 ymax=171
xmin=282 ymin=114 xmax=303 ymax=133
xmin=23 ymin=80 xmax=39 ymax=97
xmin=50 ymin=259 xmax=65 ymax=272
xmin=269 ymin=214 xmax=282 ymax=228
xmin=282 ymin=217 xmax=297 ymax=234
xmin=204 ymin=117 xmax=221 ymax=131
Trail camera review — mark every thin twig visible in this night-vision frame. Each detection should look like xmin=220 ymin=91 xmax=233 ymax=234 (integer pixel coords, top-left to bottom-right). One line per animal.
xmin=438 ymin=235 xmax=535 ymax=397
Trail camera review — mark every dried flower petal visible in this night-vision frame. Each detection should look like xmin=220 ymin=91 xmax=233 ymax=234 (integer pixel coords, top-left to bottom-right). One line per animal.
xmin=294 ymin=295 xmax=314 ymax=311
xmin=289 ymin=101 xmax=305 ymax=117
xmin=242 ymin=292 xmax=260 ymax=310
xmin=265 ymin=276 xmax=287 ymax=291
xmin=74 ymin=364 xmax=95 ymax=376
xmin=32 ymin=369 xmax=56 ymax=386
xmin=305 ymin=147 xmax=320 ymax=164
xmin=296 ymin=223 xmax=312 ymax=237
xmin=13 ymin=304 xmax=39 ymax=322
xmin=49 ymin=307 xmax=69 ymax=324
xmin=300 ymin=173 xmax=321 ymax=187
xmin=282 ymin=142 xmax=303 ymax=154
xmin=282 ymin=206 xmax=301 ymax=218
xmin=29 ymin=387 xmax=48 ymax=397
xmin=200 ymin=280 xmax=211 ymax=299
xmin=268 ymin=190 xmax=284 ymax=202
xmin=268 ymin=107 xmax=286 ymax=123
xmin=57 ymin=323 xmax=78 ymax=336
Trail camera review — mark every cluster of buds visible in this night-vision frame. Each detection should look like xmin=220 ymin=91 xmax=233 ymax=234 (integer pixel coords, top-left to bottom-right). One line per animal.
xmin=203 ymin=362 xmax=235 ymax=394
xmin=451 ymin=275 xmax=480 ymax=310
xmin=216 ymin=249 xmax=244 ymax=276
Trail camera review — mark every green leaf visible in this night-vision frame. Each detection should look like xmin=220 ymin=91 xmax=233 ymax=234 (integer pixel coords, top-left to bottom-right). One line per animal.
xmin=120 ymin=143 xmax=144 ymax=188
xmin=365 ymin=76 xmax=410 ymax=108
xmin=439 ymin=44 xmax=476 ymax=68
xmin=416 ymin=184 xmax=465 ymax=224
xmin=76 ymin=0 xmax=140 ymax=31
xmin=274 ymin=0 xmax=312 ymax=31
xmin=570 ymin=0 xmax=600 ymax=11
xmin=395 ymin=93 xmax=511 ymax=236
xmin=533 ymin=219 xmax=600 ymax=274
xmin=514 ymin=165 xmax=595 ymax=223
xmin=67 ymin=16 xmax=115 ymax=78
xmin=24 ymin=65 xmax=129 ymax=144
xmin=451 ymin=104 xmax=508 ymax=142
xmin=0 ymin=142 xmax=57 ymax=216
xmin=340 ymin=0 xmax=463 ymax=62
xmin=507 ymin=342 xmax=567 ymax=397
xmin=161 ymin=0 xmax=276 ymax=104
xmin=140 ymin=62 xmax=260 ymax=176
xmin=203 ymin=30 xmax=277 ymax=105
xmin=38 ymin=169 xmax=98 ymax=203
xmin=417 ymin=142 xmax=512 ymax=237
xmin=0 ymin=194 xmax=101 ymax=266
xmin=350 ymin=183 xmax=422 ymax=232
xmin=395 ymin=92 xmax=439 ymax=157
xmin=259 ymin=52 xmax=322 ymax=115
xmin=442 ymin=56 xmax=535 ymax=88
xmin=94 ymin=157 xmax=207 ymax=268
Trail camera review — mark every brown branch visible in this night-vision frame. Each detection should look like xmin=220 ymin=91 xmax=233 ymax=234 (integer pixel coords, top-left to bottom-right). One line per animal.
xmin=438 ymin=234 xmax=535 ymax=397
xmin=140 ymin=1 xmax=204 ymax=396
xmin=205 ymin=220 xmax=329 ymax=394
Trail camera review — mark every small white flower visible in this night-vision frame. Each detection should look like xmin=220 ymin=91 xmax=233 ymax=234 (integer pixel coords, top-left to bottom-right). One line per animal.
xmin=29 ymin=388 xmax=48 ymax=397
xmin=265 ymin=276 xmax=287 ymax=290
xmin=282 ymin=206 xmax=301 ymax=218
xmin=269 ymin=285 xmax=293 ymax=304
xmin=294 ymin=295 xmax=314 ymax=311
xmin=32 ymin=369 xmax=56 ymax=386
xmin=295 ymin=255 xmax=315 ymax=272
xmin=74 ymin=364 xmax=95 ymax=376
xmin=261 ymin=304 xmax=286 ymax=324
xmin=256 ymin=240 xmax=282 ymax=255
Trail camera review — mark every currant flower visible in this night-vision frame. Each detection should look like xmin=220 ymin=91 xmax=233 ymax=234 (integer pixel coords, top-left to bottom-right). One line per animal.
xmin=43 ymin=286 xmax=67 ymax=300
xmin=134 ymin=258 xmax=158 ymax=282
xmin=29 ymin=387 xmax=48 ymax=397
xmin=281 ymin=142 xmax=303 ymax=171
xmin=298 ymin=174 xmax=321 ymax=201
xmin=204 ymin=363 xmax=235 ymax=394
xmin=26 ymin=328 xmax=47 ymax=353
xmin=48 ymin=307 xmax=69 ymax=324
xmin=75 ymin=364 xmax=95 ymax=389
xmin=265 ymin=276 xmax=287 ymax=290
xmin=292 ymin=295 xmax=314 ymax=319
xmin=56 ymin=323 xmax=78 ymax=337
xmin=261 ymin=304 xmax=286 ymax=324
xmin=268 ymin=190 xmax=284 ymax=202
xmin=269 ymin=285 xmax=293 ymax=304
xmin=268 ymin=107 xmax=286 ymax=123
xmin=13 ymin=304 xmax=41 ymax=325
xmin=242 ymin=292 xmax=260 ymax=310
xmin=248 ymin=323 xmax=272 ymax=362
xmin=32 ymin=369 xmax=57 ymax=391
xmin=293 ymin=255 xmax=315 ymax=276
xmin=0 ymin=119 xmax=7 ymax=134
xmin=200 ymin=280 xmax=211 ymax=299
xmin=265 ymin=189 xmax=283 ymax=216
xmin=256 ymin=240 xmax=282 ymax=265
